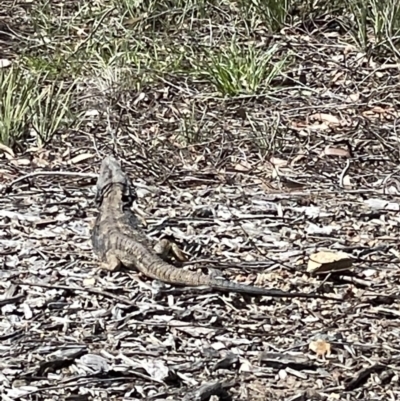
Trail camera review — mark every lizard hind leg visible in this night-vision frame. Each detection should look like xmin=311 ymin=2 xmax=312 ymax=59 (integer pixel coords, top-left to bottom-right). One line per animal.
xmin=153 ymin=238 xmax=188 ymax=263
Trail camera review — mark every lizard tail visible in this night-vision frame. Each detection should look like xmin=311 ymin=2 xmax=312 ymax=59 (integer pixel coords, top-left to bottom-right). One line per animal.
xmin=122 ymin=247 xmax=338 ymax=301
xmin=209 ymin=278 xmax=338 ymax=300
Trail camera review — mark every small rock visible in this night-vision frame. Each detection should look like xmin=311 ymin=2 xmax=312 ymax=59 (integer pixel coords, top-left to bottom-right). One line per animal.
xmin=307 ymin=251 xmax=352 ymax=274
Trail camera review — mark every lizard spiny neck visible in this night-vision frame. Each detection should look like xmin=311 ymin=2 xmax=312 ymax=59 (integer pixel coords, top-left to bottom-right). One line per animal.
xmin=100 ymin=184 xmax=128 ymax=214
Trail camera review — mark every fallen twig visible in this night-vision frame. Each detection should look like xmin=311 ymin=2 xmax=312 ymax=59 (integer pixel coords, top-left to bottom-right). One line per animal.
xmin=7 ymin=171 xmax=97 ymax=189
xmin=12 ymin=280 xmax=135 ymax=306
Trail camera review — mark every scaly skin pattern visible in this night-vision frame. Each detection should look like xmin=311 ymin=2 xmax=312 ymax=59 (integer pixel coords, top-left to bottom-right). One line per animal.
xmin=91 ymin=156 xmax=339 ymax=301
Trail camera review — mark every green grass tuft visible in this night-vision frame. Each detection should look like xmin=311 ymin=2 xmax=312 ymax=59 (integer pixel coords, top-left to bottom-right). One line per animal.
xmin=202 ymin=41 xmax=289 ymax=97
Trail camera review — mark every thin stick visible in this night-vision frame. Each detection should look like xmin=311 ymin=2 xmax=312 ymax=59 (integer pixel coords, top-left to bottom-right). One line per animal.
xmin=8 ymin=171 xmax=97 ymax=188
xmin=13 ymin=280 xmax=135 ymax=306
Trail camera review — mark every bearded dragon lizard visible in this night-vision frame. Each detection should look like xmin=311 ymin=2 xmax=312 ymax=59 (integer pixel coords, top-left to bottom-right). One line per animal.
xmin=91 ymin=156 xmax=339 ymax=301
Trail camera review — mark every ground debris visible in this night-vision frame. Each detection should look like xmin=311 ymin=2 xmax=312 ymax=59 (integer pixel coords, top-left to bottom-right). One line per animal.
xmin=259 ymin=352 xmax=317 ymax=370
xmin=183 ymin=381 xmax=231 ymax=401
xmin=2 ymin=1 xmax=400 ymax=400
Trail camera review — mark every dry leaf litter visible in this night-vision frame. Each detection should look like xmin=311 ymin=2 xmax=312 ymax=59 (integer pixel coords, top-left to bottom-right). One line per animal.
xmin=1 ymin=12 xmax=400 ymax=401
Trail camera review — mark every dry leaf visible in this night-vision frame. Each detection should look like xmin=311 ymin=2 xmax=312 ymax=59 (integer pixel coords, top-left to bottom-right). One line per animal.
xmin=171 ymin=321 xmax=215 ymax=337
xmin=271 ymin=167 xmax=280 ymax=179
xmin=85 ymin=109 xmax=100 ymax=117
xmin=331 ymin=71 xmax=344 ymax=83
xmin=346 ymin=93 xmax=360 ymax=102
xmin=307 ymin=251 xmax=353 ymax=274
xmin=0 ymin=59 xmax=11 ymax=68
xmin=10 ymin=159 xmax=31 ymax=166
xmin=0 ymin=169 xmax=14 ymax=182
xmin=306 ymin=222 xmax=336 ymax=235
xmin=370 ymin=106 xmax=387 ymax=114
xmin=78 ymin=354 xmax=110 ymax=373
xmin=309 ymin=339 xmax=331 ymax=359
xmin=310 ymin=113 xmax=341 ymax=125
xmin=270 ymin=157 xmax=288 ymax=167
xmin=124 ymin=13 xmax=148 ymax=27
xmin=70 ymin=153 xmax=94 ymax=164
xmin=140 ymin=359 xmax=169 ymax=381
xmin=234 ymin=162 xmax=251 ymax=172
xmin=362 ymin=106 xmax=399 ymax=119
xmin=283 ymin=177 xmax=306 ymax=189
xmin=364 ymin=198 xmax=400 ymax=211
xmin=33 ymin=151 xmax=51 ymax=168
xmin=83 ymin=277 xmax=96 ymax=287
xmin=323 ymin=146 xmax=350 ymax=157
xmin=342 ymin=175 xmax=353 ymax=188
xmin=0 ymin=143 xmax=15 ymax=157
xmin=239 ymin=359 xmax=253 ymax=373
xmin=290 ymin=153 xmax=306 ymax=166
xmin=308 ymin=122 xmax=330 ymax=131
xmin=292 ymin=121 xmax=330 ymax=131
xmin=133 ymin=92 xmax=146 ymax=106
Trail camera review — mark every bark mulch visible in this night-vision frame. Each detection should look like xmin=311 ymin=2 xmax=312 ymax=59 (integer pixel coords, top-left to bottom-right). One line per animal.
xmin=2 ymin=20 xmax=400 ymax=401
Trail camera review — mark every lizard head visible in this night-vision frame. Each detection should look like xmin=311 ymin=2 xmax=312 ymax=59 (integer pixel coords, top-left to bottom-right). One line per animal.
xmin=95 ymin=156 xmax=136 ymax=206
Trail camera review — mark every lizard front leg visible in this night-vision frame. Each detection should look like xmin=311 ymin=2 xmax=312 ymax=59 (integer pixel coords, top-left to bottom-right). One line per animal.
xmin=100 ymin=250 xmax=122 ymax=271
